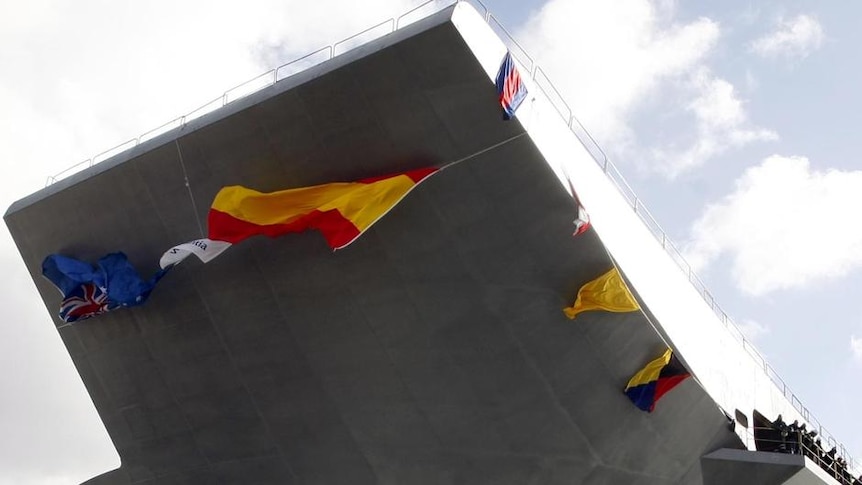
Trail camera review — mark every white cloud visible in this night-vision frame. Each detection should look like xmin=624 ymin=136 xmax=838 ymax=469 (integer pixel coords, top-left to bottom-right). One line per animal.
xmin=0 ymin=0 xmax=420 ymax=483
xmin=689 ymin=71 xmax=749 ymax=130
xmin=652 ymin=69 xmax=777 ymax=176
xmin=736 ymin=318 xmax=769 ymax=342
xmin=751 ymin=14 xmax=824 ymax=60
xmin=744 ymin=70 xmax=759 ymax=92
xmin=685 ymin=155 xmax=862 ymax=296
xmin=0 ymin=0 xmax=419 ymax=202
xmin=515 ymin=0 xmax=719 ymax=150
xmin=516 ymin=0 xmax=773 ymax=177
xmin=851 ymin=335 xmax=862 ymax=362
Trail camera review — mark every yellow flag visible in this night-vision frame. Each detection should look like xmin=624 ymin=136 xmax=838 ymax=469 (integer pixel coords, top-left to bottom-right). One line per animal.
xmin=563 ymin=266 xmax=640 ymax=319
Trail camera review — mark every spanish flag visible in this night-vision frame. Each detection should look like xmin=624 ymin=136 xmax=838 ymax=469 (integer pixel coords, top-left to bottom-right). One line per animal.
xmin=563 ymin=266 xmax=640 ymax=319
xmin=624 ymin=348 xmax=690 ymax=412
xmin=160 ymin=168 xmax=437 ymax=268
xmin=208 ymin=167 xmax=437 ymax=249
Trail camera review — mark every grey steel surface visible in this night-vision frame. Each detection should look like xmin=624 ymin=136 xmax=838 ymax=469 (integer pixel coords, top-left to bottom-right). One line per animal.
xmin=702 ymin=449 xmax=839 ymax=485
xmin=6 ymin=7 xmax=742 ymax=484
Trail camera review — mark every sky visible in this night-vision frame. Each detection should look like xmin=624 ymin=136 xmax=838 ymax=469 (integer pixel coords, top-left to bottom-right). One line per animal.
xmin=1 ymin=0 xmax=860 ymax=482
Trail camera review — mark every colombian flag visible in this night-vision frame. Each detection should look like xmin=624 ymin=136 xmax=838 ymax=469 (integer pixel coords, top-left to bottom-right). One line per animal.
xmin=208 ymin=167 xmax=437 ymax=250
xmin=624 ymin=349 xmax=690 ymax=412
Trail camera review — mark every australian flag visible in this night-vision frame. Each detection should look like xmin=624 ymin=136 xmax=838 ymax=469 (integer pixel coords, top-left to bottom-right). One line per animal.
xmin=42 ymin=252 xmax=169 ymax=323
xmin=495 ymin=52 xmax=528 ymax=120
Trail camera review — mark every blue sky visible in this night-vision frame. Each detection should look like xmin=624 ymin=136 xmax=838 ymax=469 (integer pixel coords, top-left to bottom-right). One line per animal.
xmin=516 ymin=0 xmax=862 ymax=462
xmin=514 ymin=0 xmax=862 ymax=455
xmin=1 ymin=0 xmax=859 ymax=482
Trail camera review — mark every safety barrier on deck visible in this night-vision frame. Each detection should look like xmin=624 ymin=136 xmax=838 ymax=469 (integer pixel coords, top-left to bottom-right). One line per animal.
xmin=748 ymin=423 xmax=860 ymax=484
xmin=41 ymin=0 xmax=855 ymax=469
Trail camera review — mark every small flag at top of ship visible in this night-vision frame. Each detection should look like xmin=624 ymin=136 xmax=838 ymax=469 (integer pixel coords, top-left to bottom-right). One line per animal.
xmin=566 ymin=176 xmax=591 ymax=237
xmin=573 ymin=205 xmax=590 ymax=237
xmin=495 ymin=52 xmax=527 ymax=120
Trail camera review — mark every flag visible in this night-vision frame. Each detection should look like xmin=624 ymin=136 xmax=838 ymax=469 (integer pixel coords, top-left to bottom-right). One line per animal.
xmin=563 ymin=266 xmax=639 ymax=319
xmin=624 ymin=348 xmax=691 ymax=412
xmin=573 ymin=204 xmax=591 ymax=237
xmin=160 ymin=238 xmax=231 ymax=269
xmin=208 ymin=167 xmax=437 ymax=249
xmin=495 ymin=52 xmax=527 ymax=120
xmin=42 ymin=253 xmax=169 ymax=323
xmin=160 ymin=167 xmax=438 ymax=267
xmin=566 ymin=176 xmax=591 ymax=237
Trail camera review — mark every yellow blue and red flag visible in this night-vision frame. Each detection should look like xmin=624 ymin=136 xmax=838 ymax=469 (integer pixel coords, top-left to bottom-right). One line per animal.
xmin=624 ymin=348 xmax=691 ymax=412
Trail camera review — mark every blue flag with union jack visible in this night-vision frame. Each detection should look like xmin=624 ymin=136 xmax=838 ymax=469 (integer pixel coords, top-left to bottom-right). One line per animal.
xmin=495 ymin=52 xmax=528 ymax=120
xmin=42 ymin=252 xmax=169 ymax=323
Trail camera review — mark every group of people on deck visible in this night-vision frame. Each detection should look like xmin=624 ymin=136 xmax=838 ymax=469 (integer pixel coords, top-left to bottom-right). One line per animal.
xmin=760 ymin=414 xmax=860 ymax=484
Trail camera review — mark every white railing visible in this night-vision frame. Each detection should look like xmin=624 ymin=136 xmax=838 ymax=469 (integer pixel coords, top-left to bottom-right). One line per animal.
xmin=479 ymin=3 xmax=857 ymax=469
xmin=41 ymin=0 xmax=857 ymax=470
xmin=44 ymin=0 xmax=450 ymax=187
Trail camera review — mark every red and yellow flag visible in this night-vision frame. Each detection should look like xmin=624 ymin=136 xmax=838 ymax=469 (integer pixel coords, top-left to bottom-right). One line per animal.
xmin=207 ymin=167 xmax=437 ymax=250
